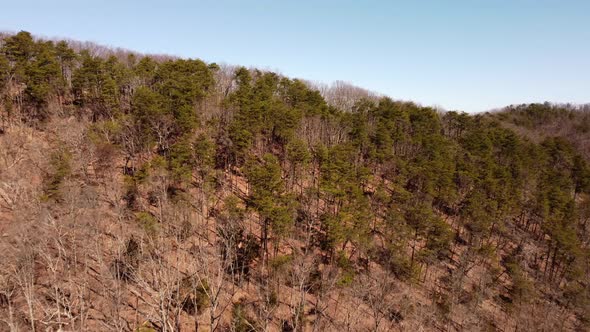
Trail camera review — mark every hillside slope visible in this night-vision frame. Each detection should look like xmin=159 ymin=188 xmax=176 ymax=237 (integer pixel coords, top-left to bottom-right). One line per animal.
xmin=0 ymin=31 xmax=589 ymax=332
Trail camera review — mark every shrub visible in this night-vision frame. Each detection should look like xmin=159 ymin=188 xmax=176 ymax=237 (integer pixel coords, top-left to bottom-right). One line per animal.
xmin=179 ymin=276 xmax=209 ymax=315
xmin=136 ymin=211 xmax=158 ymax=236
xmin=42 ymin=148 xmax=72 ymax=201
xmin=269 ymin=254 xmax=293 ymax=273
xmin=231 ymin=301 xmax=257 ymax=332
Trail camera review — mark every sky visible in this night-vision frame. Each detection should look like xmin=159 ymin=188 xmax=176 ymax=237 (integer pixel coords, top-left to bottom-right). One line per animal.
xmin=1 ymin=0 xmax=588 ymax=112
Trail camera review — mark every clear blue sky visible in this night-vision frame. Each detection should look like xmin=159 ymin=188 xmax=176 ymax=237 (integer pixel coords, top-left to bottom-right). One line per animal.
xmin=1 ymin=0 xmax=589 ymax=112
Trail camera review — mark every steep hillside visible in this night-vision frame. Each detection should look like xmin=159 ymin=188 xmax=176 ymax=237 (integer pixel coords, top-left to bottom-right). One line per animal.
xmin=1 ymin=31 xmax=589 ymax=332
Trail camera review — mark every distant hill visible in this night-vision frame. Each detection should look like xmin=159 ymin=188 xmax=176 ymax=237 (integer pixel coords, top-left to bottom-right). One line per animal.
xmin=489 ymin=102 xmax=590 ymax=158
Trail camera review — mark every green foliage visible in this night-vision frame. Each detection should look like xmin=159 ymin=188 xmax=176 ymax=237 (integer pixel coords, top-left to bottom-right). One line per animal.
xmin=319 ymin=143 xmax=369 ymax=201
xmin=168 ymin=135 xmax=195 ymax=182
xmin=269 ymin=254 xmax=293 ymax=272
xmin=3 ymin=31 xmax=35 ymax=63
xmin=42 ymin=148 xmax=72 ymax=201
xmin=134 ymin=321 xmax=157 ymax=332
xmin=72 ymin=51 xmax=122 ymax=119
xmin=194 ymin=133 xmax=215 ymax=173
xmin=420 ymin=216 xmax=453 ymax=262
xmin=387 ymin=250 xmax=420 ymax=281
xmin=224 ymin=69 xmax=320 ymax=165
xmin=319 ymin=213 xmax=344 ymax=252
xmin=280 ymin=78 xmax=328 ymax=115
xmin=505 ymin=259 xmax=534 ymax=304
xmin=335 ymin=252 xmax=356 ymax=286
xmin=179 ymin=276 xmax=210 ymax=315
xmin=245 ymin=153 xmax=296 ymax=252
xmin=131 ymin=86 xmax=164 ymax=145
xmin=231 ymin=301 xmax=257 ymax=332
xmin=245 ymin=154 xmax=283 ymax=205
xmin=0 ymin=32 xmax=70 ymax=121
xmin=0 ymin=53 xmax=9 ymax=90
xmin=136 ymin=211 xmax=158 ymax=236
xmin=87 ymin=119 xmax=122 ymax=145
xmin=24 ymin=41 xmax=61 ymax=108
xmin=134 ymin=56 xmax=157 ymax=85
xmin=154 ymin=58 xmax=214 ymax=132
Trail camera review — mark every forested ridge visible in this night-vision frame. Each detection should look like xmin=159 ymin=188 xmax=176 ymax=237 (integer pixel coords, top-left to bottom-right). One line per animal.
xmin=0 ymin=31 xmax=589 ymax=331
